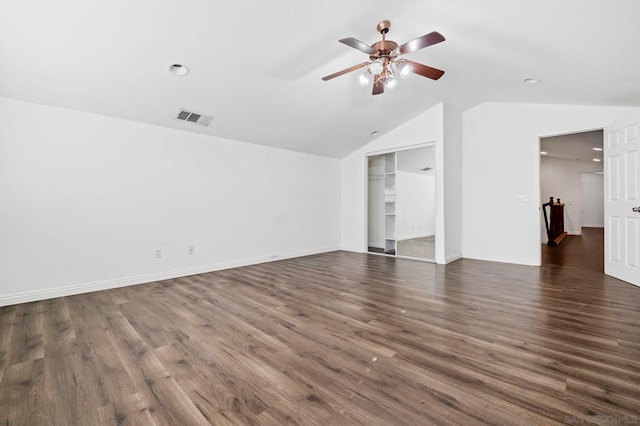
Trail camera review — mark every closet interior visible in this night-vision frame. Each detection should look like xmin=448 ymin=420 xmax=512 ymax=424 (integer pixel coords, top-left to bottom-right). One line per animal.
xmin=367 ymin=146 xmax=436 ymax=261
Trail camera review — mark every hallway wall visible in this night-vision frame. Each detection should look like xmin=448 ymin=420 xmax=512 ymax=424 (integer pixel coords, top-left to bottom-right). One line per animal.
xmin=540 ymin=156 xmax=603 ymax=240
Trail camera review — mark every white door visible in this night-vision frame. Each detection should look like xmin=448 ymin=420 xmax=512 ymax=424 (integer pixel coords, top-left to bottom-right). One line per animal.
xmin=604 ymin=117 xmax=640 ymax=286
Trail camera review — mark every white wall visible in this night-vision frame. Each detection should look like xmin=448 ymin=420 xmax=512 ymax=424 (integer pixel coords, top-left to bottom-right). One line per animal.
xmin=540 ymin=156 xmax=603 ymax=240
xmin=581 ymin=172 xmax=605 ymax=228
xmin=0 ymin=97 xmax=341 ymax=305
xmin=341 ymin=104 xmax=447 ymax=263
xmin=443 ymin=104 xmax=463 ymax=261
xmin=462 ymin=102 xmax=640 ymax=266
xmin=396 ymin=171 xmax=435 ymax=240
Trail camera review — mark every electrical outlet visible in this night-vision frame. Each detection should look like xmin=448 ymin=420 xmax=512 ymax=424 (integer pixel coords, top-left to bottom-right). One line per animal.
xmin=188 ymin=245 xmax=195 ymax=255
xmin=155 ymin=249 xmax=162 ymax=259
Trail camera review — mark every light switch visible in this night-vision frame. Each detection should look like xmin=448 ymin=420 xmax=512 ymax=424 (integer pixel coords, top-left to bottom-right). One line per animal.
xmin=517 ymin=195 xmax=532 ymax=203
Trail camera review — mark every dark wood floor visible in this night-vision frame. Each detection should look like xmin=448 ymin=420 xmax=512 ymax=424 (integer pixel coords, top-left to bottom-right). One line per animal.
xmin=1 ymin=232 xmax=640 ymax=425
xmin=542 ymin=227 xmax=605 ymax=273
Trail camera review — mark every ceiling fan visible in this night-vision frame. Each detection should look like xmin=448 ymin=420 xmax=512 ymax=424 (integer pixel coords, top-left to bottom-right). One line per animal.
xmin=322 ymin=20 xmax=445 ymax=95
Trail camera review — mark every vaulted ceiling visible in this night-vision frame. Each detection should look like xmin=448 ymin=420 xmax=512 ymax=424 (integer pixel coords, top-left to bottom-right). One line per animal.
xmin=1 ymin=0 xmax=639 ymax=158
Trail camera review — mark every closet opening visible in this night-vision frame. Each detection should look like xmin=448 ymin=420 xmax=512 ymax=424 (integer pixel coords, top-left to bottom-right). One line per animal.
xmin=366 ymin=145 xmax=436 ymax=262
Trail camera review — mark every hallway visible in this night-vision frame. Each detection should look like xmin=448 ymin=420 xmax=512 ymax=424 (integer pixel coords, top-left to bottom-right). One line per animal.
xmin=542 ymin=227 xmax=604 ymax=273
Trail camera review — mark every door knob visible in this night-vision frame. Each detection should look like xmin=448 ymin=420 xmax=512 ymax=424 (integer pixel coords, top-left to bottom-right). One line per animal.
xmin=634 ymin=206 xmax=640 ymax=213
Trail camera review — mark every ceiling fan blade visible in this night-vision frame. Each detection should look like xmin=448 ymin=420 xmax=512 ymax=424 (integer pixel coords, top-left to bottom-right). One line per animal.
xmin=398 ymin=31 xmax=445 ymax=55
xmin=400 ymin=59 xmax=445 ymax=80
xmin=321 ymin=62 xmax=369 ymax=81
xmin=339 ymin=38 xmax=378 ymax=55
xmin=372 ymin=76 xmax=384 ymax=95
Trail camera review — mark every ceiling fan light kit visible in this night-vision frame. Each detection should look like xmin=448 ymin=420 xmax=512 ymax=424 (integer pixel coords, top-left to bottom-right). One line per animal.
xmin=397 ymin=62 xmax=412 ymax=77
xmin=358 ymin=72 xmax=371 ymax=85
xmin=370 ymin=59 xmax=385 ymax=75
xmin=322 ymin=20 xmax=445 ymax=95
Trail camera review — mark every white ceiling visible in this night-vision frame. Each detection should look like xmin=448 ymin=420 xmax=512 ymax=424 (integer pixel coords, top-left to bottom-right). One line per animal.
xmin=1 ymin=0 xmax=639 ymax=158
xmin=541 ymin=130 xmax=603 ymax=162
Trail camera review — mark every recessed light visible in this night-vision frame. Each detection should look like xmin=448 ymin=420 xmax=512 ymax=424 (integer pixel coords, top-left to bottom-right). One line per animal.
xmin=540 ymin=151 xmax=547 ymax=155
xmin=169 ymin=64 xmax=189 ymax=76
xmin=593 ymin=158 xmax=601 ymax=162
xmin=524 ymin=78 xmax=541 ymax=84
xmin=593 ymin=147 xmax=603 ymax=151
xmin=370 ymin=130 xmax=379 ymax=136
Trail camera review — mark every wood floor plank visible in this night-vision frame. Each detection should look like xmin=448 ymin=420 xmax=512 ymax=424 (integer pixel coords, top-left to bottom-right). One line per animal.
xmin=6 ymin=302 xmax=46 ymax=366
xmin=1 ymin=228 xmax=639 ymax=424
xmin=43 ymin=299 xmax=75 ymax=344
xmin=0 ymin=304 xmax=17 ymax=370
xmin=0 ymin=358 xmax=57 ymax=425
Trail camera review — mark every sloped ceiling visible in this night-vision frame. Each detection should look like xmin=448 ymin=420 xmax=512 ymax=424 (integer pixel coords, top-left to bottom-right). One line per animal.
xmin=1 ymin=0 xmax=639 ymax=158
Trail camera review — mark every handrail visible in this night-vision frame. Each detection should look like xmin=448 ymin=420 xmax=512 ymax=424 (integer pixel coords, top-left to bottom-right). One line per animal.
xmin=542 ymin=197 xmax=567 ymax=246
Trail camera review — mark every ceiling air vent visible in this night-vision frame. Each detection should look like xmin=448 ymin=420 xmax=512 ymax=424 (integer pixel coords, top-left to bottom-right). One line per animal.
xmin=176 ymin=109 xmax=213 ymax=127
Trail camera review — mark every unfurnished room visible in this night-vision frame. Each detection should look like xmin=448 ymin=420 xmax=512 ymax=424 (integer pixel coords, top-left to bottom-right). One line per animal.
xmin=1 ymin=1 xmax=640 ymax=425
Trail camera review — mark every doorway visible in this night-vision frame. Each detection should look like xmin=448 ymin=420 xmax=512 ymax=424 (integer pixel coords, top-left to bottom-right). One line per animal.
xmin=539 ymin=130 xmax=604 ymax=268
xmin=367 ymin=145 xmax=436 ymax=262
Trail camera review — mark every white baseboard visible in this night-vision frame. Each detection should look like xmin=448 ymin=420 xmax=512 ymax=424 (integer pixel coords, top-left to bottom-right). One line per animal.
xmin=0 ymin=246 xmax=340 ymax=307
xmin=368 ymin=241 xmax=384 ymax=249
xmin=462 ymin=253 xmax=540 ymax=267
xmin=341 ymin=247 xmax=365 ymax=254
xmin=445 ymin=253 xmax=463 ymax=264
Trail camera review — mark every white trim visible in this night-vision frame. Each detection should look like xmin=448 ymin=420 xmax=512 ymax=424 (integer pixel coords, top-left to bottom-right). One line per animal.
xmin=537 ymin=126 xmax=605 ymax=268
xmin=341 ymin=247 xmax=365 ymax=254
xmin=445 ymin=253 xmax=463 ymax=264
xmin=535 ymin=135 xmax=543 ymax=266
xmin=463 ymin=253 xmax=539 ymax=267
xmin=368 ymin=241 xmax=384 ymax=249
xmin=538 ymin=127 xmax=603 ymax=140
xmin=0 ymin=246 xmax=340 ymax=307
xmin=363 ymin=155 xmax=370 ymax=253
xmin=365 ymin=141 xmax=436 ymax=158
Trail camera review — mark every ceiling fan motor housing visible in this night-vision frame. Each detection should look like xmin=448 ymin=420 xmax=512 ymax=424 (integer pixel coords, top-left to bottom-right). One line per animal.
xmin=370 ymin=40 xmax=398 ymax=60
xmin=371 ymin=21 xmax=397 ymax=59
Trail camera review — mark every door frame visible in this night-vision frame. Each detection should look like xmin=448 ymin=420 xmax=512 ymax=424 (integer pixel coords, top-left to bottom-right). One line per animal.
xmin=364 ymin=141 xmax=438 ymax=262
xmin=536 ymin=127 xmax=604 ymax=266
